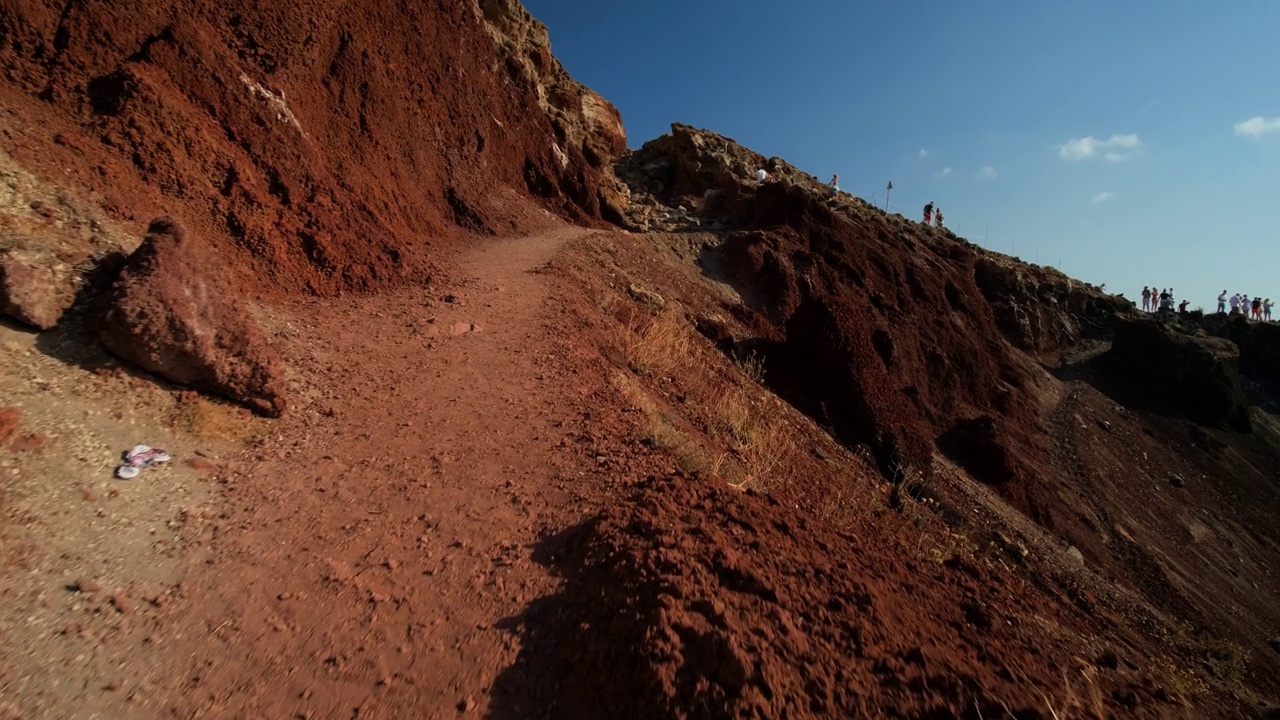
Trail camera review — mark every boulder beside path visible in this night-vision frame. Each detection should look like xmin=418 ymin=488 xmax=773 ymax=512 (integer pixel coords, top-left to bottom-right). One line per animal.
xmin=0 ymin=246 xmax=79 ymax=329
xmin=97 ymin=216 xmax=288 ymax=417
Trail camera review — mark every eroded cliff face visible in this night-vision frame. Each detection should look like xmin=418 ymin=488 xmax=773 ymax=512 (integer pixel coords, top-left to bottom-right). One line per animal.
xmin=0 ymin=0 xmax=627 ymax=295
xmin=973 ymin=253 xmax=1135 ymax=356
xmin=613 ymin=125 xmax=1043 ymax=490
xmin=473 ymin=0 xmax=631 ymax=225
xmin=475 ymin=0 xmax=626 ymax=168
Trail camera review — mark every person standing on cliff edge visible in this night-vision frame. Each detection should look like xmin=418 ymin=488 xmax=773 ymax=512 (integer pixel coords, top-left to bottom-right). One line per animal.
xmin=923 ymin=202 xmax=934 ymax=224
xmin=934 ymin=208 xmax=944 ymax=229
xmin=829 ymin=174 xmax=840 ymax=195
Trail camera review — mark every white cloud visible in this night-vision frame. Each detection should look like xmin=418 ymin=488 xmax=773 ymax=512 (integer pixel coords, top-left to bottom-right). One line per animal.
xmin=1057 ymin=134 xmax=1143 ymax=162
xmin=933 ymin=167 xmax=953 ymax=179
xmin=918 ymin=148 xmax=930 ymax=158
xmin=1234 ymin=116 xmax=1280 ymax=137
xmin=976 ymin=165 xmax=998 ymax=179
xmin=1090 ymin=191 xmax=1117 ymax=205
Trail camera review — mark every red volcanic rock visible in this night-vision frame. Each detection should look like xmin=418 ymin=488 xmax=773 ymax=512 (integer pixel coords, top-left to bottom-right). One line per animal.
xmin=0 ymin=247 xmax=79 ymax=329
xmin=0 ymin=0 xmax=627 ymax=297
xmin=97 ymin=217 xmax=287 ymax=417
xmin=0 ymin=406 xmax=20 ymax=447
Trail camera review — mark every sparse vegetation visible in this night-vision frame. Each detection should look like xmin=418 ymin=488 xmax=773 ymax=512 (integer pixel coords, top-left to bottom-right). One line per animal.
xmin=622 ymin=305 xmax=694 ymax=379
xmin=610 ymin=369 xmax=717 ymax=477
xmin=613 ymin=294 xmax=792 ymax=490
xmin=709 ymin=386 xmax=788 ymax=489
xmin=732 ymin=349 xmax=767 ymax=384
xmin=887 ymin=461 xmax=925 ymax=509
xmin=1040 ymin=664 xmax=1108 ymax=720
xmin=1204 ymin=639 xmax=1248 ymax=683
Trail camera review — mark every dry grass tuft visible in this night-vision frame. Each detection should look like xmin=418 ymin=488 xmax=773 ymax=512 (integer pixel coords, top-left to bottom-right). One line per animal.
xmin=614 ymin=298 xmax=792 ymax=490
xmin=1041 ymin=663 xmax=1108 ymax=720
xmin=732 ymin=349 xmax=767 ymax=384
xmin=710 ymin=386 xmax=790 ymax=490
xmin=1203 ymin=639 xmax=1248 ymax=683
xmin=622 ymin=306 xmax=695 ymax=379
xmin=611 ymin=370 xmax=716 ymax=477
xmin=171 ymin=395 xmax=264 ymax=443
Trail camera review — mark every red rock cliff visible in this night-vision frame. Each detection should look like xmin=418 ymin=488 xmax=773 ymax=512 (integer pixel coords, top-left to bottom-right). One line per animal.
xmin=0 ymin=0 xmax=626 ymax=294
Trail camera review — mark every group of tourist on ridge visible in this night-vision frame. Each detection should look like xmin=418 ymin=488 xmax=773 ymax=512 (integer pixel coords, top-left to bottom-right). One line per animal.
xmin=1141 ymin=286 xmax=1273 ymax=321
xmin=1217 ymin=290 xmax=1273 ymax=321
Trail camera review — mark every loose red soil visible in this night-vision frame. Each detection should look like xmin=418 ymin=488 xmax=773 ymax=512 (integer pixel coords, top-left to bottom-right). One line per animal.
xmin=0 ymin=0 xmax=609 ymax=297
xmin=2 ymin=226 xmax=1276 ymax=718
xmin=149 ymin=228 xmax=645 ymax=718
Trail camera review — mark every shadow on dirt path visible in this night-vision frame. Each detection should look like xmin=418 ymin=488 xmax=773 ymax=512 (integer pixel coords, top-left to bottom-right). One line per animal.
xmin=488 ymin=518 xmax=667 ymax=720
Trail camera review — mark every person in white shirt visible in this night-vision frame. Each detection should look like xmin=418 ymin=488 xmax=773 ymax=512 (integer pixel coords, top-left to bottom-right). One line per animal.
xmin=755 ymin=168 xmax=768 ymax=183
xmin=828 ymin=174 xmax=839 ymax=195
xmin=1229 ymin=294 xmax=1240 ymax=315
xmin=1217 ymin=290 xmax=1228 ymax=314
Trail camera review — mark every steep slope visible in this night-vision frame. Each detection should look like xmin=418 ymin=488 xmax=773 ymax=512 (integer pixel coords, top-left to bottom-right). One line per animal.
xmin=0 ymin=0 xmax=625 ymax=295
xmin=619 ymin=125 xmax=1116 ymax=501
xmin=614 ymin=123 xmax=1280 ymax=705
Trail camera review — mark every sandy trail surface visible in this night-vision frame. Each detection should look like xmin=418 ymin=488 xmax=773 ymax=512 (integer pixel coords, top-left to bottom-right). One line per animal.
xmin=1 ymin=227 xmax=636 ymax=719
xmin=170 ymin=228 xmax=621 ymax=719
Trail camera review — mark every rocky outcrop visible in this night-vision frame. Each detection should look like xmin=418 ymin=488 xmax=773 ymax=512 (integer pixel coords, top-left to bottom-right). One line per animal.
xmin=1101 ymin=317 xmax=1250 ymax=431
xmin=610 ymin=125 xmax=1064 ymax=488
xmin=614 ymin=124 xmax=1149 ymax=523
xmin=0 ymin=246 xmax=80 ymax=329
xmin=614 ymin=123 xmax=821 ymax=231
xmin=1235 ymin=320 xmax=1280 ymax=381
xmin=617 ymin=123 xmax=814 ymax=200
xmin=1198 ymin=313 xmax=1280 ymax=382
xmin=475 ymin=0 xmax=626 ymax=169
xmin=473 ymin=0 xmax=630 ymax=222
xmin=697 ymin=182 xmax=1040 ymax=486
xmin=97 ymin=217 xmax=287 ymax=416
xmin=974 ymin=256 xmax=1135 ymax=355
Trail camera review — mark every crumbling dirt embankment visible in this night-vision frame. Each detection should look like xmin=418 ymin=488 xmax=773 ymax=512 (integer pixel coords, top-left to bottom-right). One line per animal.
xmin=494 ymin=473 xmax=1190 ymax=719
xmin=0 ymin=0 xmax=624 ymax=296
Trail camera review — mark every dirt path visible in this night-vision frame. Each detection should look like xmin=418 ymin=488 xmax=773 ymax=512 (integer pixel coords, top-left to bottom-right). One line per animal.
xmin=137 ymin=227 xmax=628 ymax=718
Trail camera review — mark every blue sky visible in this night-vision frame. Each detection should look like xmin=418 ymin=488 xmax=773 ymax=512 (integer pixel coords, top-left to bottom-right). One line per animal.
xmin=524 ymin=0 xmax=1280 ymax=308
